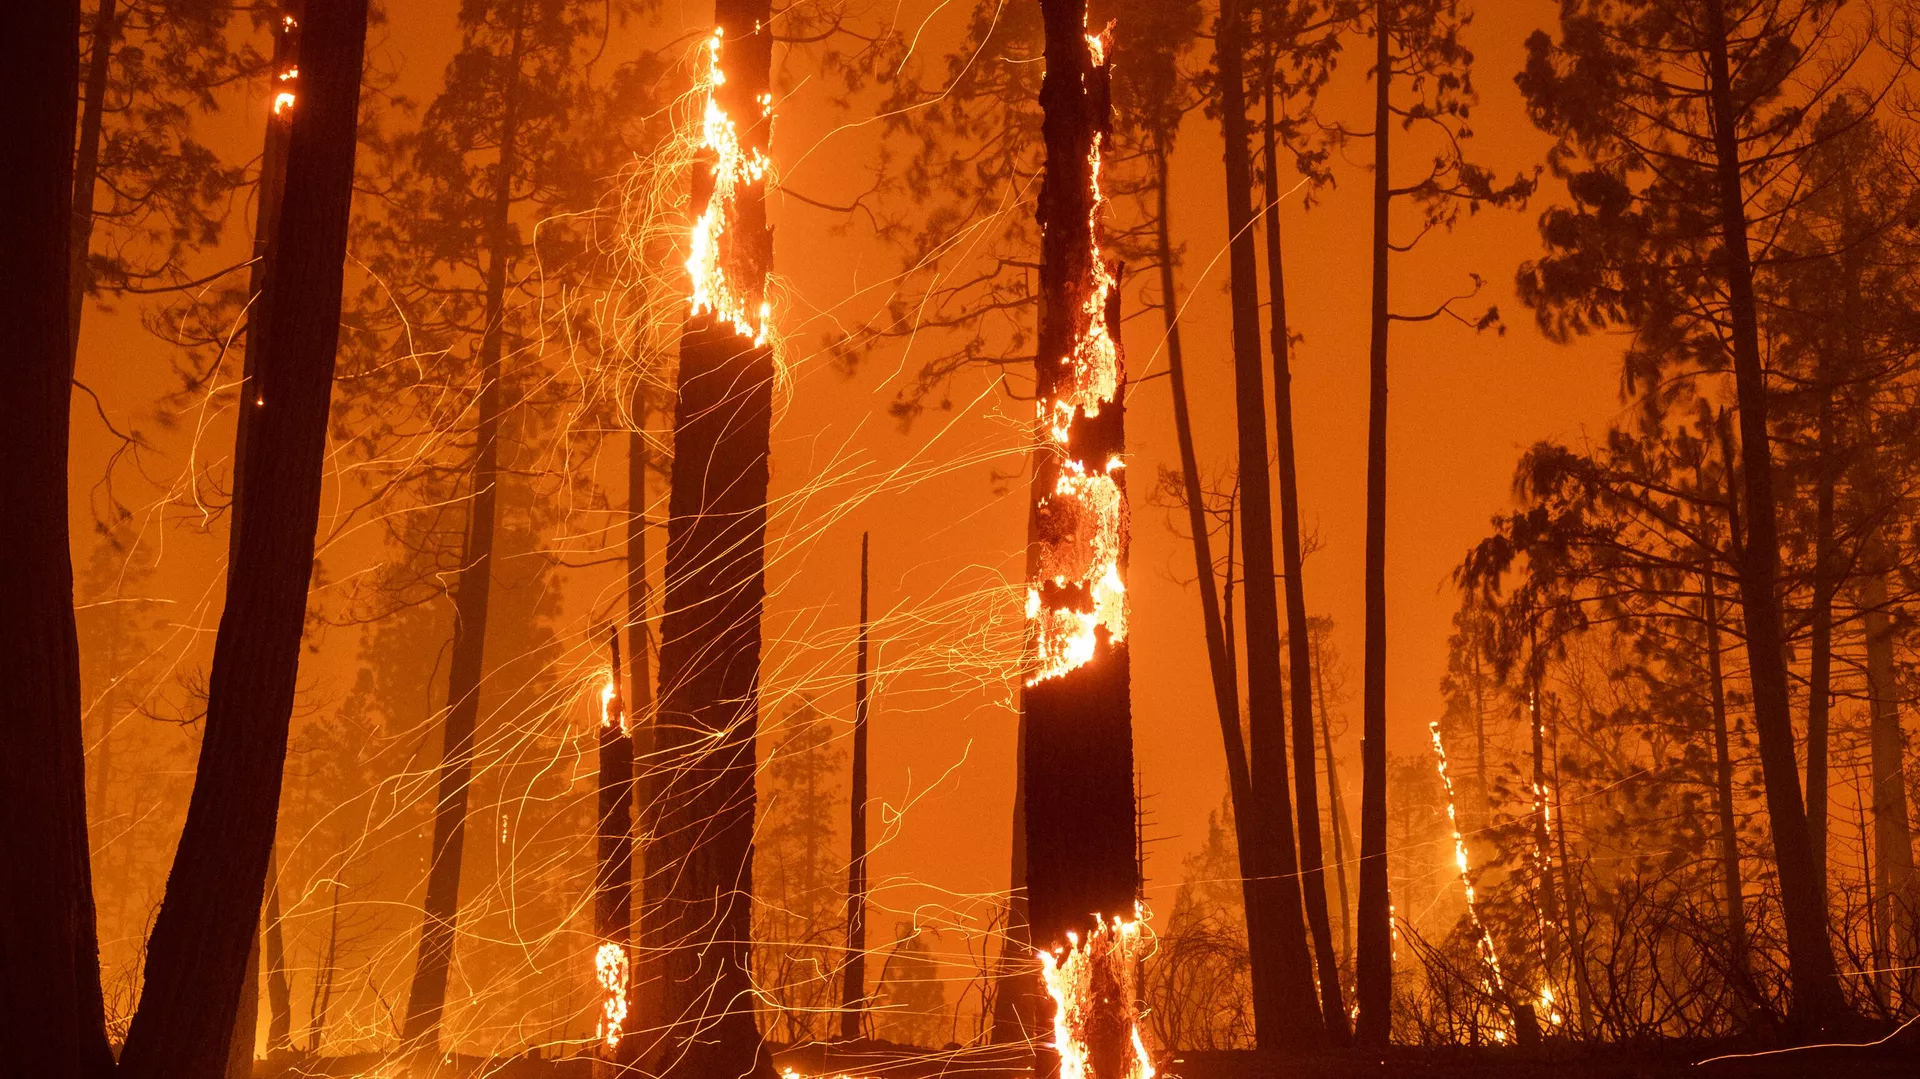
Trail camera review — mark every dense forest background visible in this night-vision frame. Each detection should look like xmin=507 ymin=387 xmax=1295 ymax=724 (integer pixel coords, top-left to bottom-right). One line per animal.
xmin=14 ymin=0 xmax=1920 ymax=1066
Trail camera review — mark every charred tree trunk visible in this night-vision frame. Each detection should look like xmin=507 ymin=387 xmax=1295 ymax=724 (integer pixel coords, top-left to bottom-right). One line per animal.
xmin=841 ymin=533 xmax=872 ymax=1042
xmin=1214 ymin=0 xmax=1323 ymax=1051
xmin=1702 ymin=0 xmax=1849 ymax=1030
xmin=1025 ymin=6 xmax=1142 ymax=1075
xmin=68 ymin=0 xmax=119 ymax=370
xmin=1807 ymin=354 xmax=1835 ymax=887
xmin=649 ymin=4 xmax=778 ymax=1075
xmin=1354 ymin=0 xmax=1395 ymax=1045
xmin=1862 ymin=560 xmax=1917 ymax=1000
xmin=1261 ymin=57 xmax=1346 ymax=1045
xmin=402 ymin=7 xmax=528 ymax=1048
xmin=596 ymin=626 xmax=636 ymax=1060
xmin=627 ymin=376 xmax=662 ymax=1056
xmin=1153 ymin=133 xmax=1267 ymax=1011
xmin=0 ymin=9 xmax=114 ymax=1066
xmin=113 ymin=0 xmax=367 ymax=1070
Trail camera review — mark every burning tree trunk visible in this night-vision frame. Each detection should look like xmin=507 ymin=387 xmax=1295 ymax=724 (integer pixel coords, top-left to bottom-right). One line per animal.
xmin=1260 ymin=56 xmax=1346 ymax=1045
xmin=1212 ymin=0 xmax=1324 ymax=1051
xmin=113 ymin=0 xmax=367 ymax=1069
xmin=402 ymin=3 xmax=528 ymax=1047
xmin=841 ymin=533 xmax=873 ymax=1042
xmin=1024 ymin=7 xmax=1148 ymax=1077
xmin=0 ymin=2 xmax=116 ymax=1073
xmin=595 ymin=627 xmax=636 ymax=1062
xmin=646 ymin=6 xmax=777 ymax=1075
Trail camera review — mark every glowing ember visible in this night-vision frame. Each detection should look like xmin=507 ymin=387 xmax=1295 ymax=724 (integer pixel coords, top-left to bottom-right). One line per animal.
xmin=599 ymin=675 xmax=627 ymax=735
xmin=595 ymin=940 xmax=630 ymax=1049
xmin=271 ymin=17 xmax=299 ymax=117
xmin=1038 ymin=911 xmax=1154 ymax=1079
xmin=686 ymin=29 xmax=773 ymax=345
xmin=1027 ymin=26 xmax=1128 ymax=686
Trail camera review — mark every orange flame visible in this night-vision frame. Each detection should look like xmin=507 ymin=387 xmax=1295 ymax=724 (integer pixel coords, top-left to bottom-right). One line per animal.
xmin=686 ymin=29 xmax=772 ymax=345
xmin=1028 ymin=27 xmax=1127 ymax=685
xmin=595 ymin=940 xmax=630 ymax=1049
xmin=1038 ymin=911 xmax=1154 ymax=1079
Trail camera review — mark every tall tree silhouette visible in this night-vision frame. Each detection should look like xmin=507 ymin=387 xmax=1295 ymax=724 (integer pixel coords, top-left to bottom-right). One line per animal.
xmin=1213 ymin=0 xmax=1323 ymax=1049
xmin=1352 ymin=0 xmax=1530 ymax=1042
xmin=1516 ymin=0 xmax=1874 ymax=1031
xmin=113 ymin=0 xmax=368 ymax=1070
xmin=0 ymin=2 xmax=116 ymax=1074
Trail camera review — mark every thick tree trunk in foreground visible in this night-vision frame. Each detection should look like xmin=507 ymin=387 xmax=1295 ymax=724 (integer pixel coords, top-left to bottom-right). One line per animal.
xmin=1153 ymin=139 xmax=1268 ymax=1011
xmin=649 ymin=4 xmax=777 ymax=1075
xmin=841 ymin=533 xmax=872 ymax=1041
xmin=1214 ymin=0 xmax=1323 ymax=1052
xmin=1354 ymin=0 xmax=1395 ymax=1045
xmin=1701 ymin=0 xmax=1848 ymax=1030
xmin=115 ymin=1 xmax=367 ymax=1070
xmin=1261 ymin=64 xmax=1347 ymax=1045
xmin=1026 ymin=6 xmax=1142 ymax=1076
xmin=403 ymin=11 xmax=528 ymax=1046
xmin=0 ymin=6 xmax=116 ymax=1074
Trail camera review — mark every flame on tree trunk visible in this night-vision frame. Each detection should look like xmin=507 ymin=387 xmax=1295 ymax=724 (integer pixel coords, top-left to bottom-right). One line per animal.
xmin=596 ymin=627 xmax=635 ymax=1059
xmin=645 ymin=6 xmax=777 ymax=1076
xmin=1024 ymin=7 xmax=1147 ymax=1078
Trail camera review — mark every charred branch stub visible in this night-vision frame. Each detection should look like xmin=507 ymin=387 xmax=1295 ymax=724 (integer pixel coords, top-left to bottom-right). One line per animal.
xmin=1025 ymin=5 xmax=1147 ymax=1079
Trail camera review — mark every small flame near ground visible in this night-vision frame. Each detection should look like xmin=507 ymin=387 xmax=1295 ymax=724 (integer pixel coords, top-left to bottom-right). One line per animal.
xmin=595 ymin=941 xmax=629 ymax=1049
xmin=1039 ymin=910 xmax=1155 ymax=1079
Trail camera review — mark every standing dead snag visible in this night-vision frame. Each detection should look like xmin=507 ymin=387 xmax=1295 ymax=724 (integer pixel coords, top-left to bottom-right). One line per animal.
xmin=1024 ymin=5 xmax=1148 ymax=1077
xmin=842 ymin=533 xmax=873 ymax=1042
xmin=596 ymin=626 xmax=636 ymax=1060
xmin=114 ymin=0 xmax=368 ymax=1071
xmin=646 ymin=4 xmax=777 ymax=1077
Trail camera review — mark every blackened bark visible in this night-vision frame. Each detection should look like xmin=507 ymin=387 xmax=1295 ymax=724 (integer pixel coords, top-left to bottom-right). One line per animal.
xmin=1354 ymin=0 xmax=1395 ymax=1045
xmin=403 ymin=7 xmax=528 ymax=1046
xmin=1261 ymin=59 xmax=1346 ymax=1046
xmin=597 ymin=625 xmax=635 ymax=1061
xmin=1702 ymin=551 xmax=1754 ymax=1004
xmin=1701 ymin=0 xmax=1848 ymax=1030
xmin=1153 ymin=138 xmax=1267 ymax=1012
xmin=628 ymin=382 xmax=662 ymax=1055
xmin=1862 ymin=562 xmax=1917 ymax=997
xmin=1806 ymin=355 xmax=1835 ymax=885
xmin=1026 ymin=8 xmax=1139 ymax=1075
xmin=1214 ymin=0 xmax=1323 ymax=1051
xmin=650 ymin=3 xmax=777 ymax=1075
xmin=0 ymin=8 xmax=114 ymax=1067
xmin=841 ymin=533 xmax=872 ymax=1041
xmin=68 ymin=0 xmax=119 ymax=369
xmin=114 ymin=0 xmax=367 ymax=1070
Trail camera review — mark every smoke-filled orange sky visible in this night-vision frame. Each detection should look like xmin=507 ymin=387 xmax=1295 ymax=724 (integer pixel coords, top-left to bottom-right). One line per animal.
xmin=70 ymin=0 xmax=1636 ymax=1007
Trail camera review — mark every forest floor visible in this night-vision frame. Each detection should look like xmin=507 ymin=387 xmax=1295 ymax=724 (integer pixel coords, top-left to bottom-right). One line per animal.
xmin=253 ymin=1024 xmax=1920 ymax=1078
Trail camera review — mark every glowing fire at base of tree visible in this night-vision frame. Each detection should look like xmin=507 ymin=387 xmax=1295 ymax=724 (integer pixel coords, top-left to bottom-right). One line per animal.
xmin=1038 ymin=912 xmax=1155 ymax=1079
xmin=595 ymin=940 xmax=630 ymax=1049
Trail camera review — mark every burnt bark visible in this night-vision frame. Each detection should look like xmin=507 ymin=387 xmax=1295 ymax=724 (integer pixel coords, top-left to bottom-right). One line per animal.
xmin=0 ymin=14 xmax=113 ymax=1065
xmin=1702 ymin=0 xmax=1849 ymax=1030
xmin=648 ymin=3 xmax=778 ymax=1075
xmin=1214 ymin=0 xmax=1323 ymax=1051
xmin=1024 ymin=7 xmax=1141 ymax=1076
xmin=597 ymin=625 xmax=635 ymax=1060
xmin=113 ymin=0 xmax=367 ymax=1070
